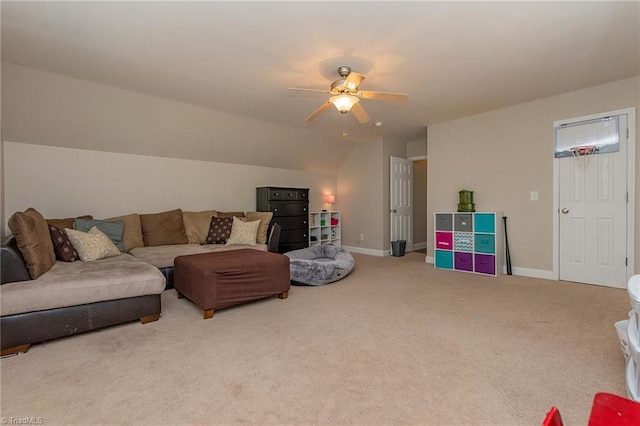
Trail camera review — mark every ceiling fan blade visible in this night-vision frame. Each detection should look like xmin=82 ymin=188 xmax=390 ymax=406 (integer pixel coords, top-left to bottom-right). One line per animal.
xmin=343 ymin=72 xmax=366 ymax=91
xmin=304 ymin=101 xmax=333 ymax=122
xmin=289 ymin=88 xmax=332 ymax=94
xmin=358 ymin=91 xmax=408 ymax=102
xmin=350 ymin=102 xmax=370 ymax=124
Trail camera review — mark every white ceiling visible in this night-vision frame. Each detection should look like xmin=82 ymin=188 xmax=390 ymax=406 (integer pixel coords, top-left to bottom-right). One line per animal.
xmin=2 ymin=1 xmax=639 ymax=144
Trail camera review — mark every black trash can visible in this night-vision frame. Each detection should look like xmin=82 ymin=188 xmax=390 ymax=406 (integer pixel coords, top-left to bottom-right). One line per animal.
xmin=391 ymin=240 xmax=406 ymax=257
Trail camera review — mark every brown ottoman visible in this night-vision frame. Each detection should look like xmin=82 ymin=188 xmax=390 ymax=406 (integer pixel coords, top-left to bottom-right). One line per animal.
xmin=174 ymin=249 xmax=290 ymax=319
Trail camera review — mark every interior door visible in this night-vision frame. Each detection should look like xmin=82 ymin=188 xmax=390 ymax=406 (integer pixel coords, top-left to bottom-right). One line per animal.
xmin=557 ymin=114 xmax=628 ymax=288
xmin=390 ymin=156 xmax=413 ymax=253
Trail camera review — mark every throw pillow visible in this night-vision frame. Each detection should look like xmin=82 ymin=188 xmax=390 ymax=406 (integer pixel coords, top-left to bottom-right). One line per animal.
xmin=245 ymin=211 xmax=273 ymax=244
xmin=139 ymin=209 xmax=188 ymax=247
xmin=8 ymin=208 xmax=56 ymax=279
xmin=183 ymin=210 xmax=217 ymax=244
xmin=48 ymin=225 xmax=79 ymax=262
xmin=206 ymin=217 xmax=234 ymax=244
xmin=226 ymin=217 xmax=260 ymax=246
xmin=65 ymin=227 xmax=121 ymax=261
xmin=74 ymin=219 xmax=125 ymax=252
xmin=46 ymin=215 xmax=93 ymax=230
xmin=107 ymin=213 xmax=144 ymax=252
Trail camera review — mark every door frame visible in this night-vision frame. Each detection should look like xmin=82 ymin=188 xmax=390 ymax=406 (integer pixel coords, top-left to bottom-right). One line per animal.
xmin=390 ymin=156 xmax=414 ymax=254
xmin=409 ymin=154 xmax=428 ymax=253
xmin=552 ymin=107 xmax=636 ymax=284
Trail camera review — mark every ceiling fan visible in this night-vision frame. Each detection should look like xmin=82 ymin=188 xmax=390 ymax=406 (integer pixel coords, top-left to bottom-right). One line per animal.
xmin=289 ymin=66 xmax=408 ymax=127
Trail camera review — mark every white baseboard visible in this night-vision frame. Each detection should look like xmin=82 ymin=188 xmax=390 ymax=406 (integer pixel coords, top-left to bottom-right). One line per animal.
xmin=424 ymin=256 xmax=553 ymax=279
xmin=344 ymin=246 xmax=423 ymax=257
xmin=503 ymin=266 xmax=554 ymax=280
xmin=413 ymin=241 xmax=426 ymax=250
xmin=342 ymin=245 xmax=387 ymax=257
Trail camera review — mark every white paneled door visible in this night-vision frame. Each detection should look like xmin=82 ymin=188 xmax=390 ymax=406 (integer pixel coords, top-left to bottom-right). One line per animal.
xmin=558 ymin=114 xmax=629 ymax=288
xmin=390 ymin=156 xmax=413 ymax=253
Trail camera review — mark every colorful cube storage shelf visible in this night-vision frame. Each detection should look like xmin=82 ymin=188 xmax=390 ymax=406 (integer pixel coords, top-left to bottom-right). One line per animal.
xmin=434 ymin=212 xmax=502 ymax=276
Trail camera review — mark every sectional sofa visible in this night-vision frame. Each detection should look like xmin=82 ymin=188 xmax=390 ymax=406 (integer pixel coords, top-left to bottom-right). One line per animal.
xmin=0 ymin=207 xmax=278 ymax=355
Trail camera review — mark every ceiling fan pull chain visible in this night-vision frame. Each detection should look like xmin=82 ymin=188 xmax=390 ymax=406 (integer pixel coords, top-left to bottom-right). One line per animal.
xmin=342 ymin=115 xmax=348 ymax=137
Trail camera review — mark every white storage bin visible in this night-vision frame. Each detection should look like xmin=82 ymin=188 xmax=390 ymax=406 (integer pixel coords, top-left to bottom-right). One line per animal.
xmin=617 ymin=319 xmax=631 ymax=360
xmin=626 ymin=357 xmax=640 ymax=402
xmin=628 ymin=312 xmax=640 ymax=362
xmin=629 ymin=275 xmax=640 ymax=308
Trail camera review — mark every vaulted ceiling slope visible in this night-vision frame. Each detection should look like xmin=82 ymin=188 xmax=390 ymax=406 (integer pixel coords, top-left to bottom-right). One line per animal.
xmin=2 ymin=1 xmax=639 ymax=170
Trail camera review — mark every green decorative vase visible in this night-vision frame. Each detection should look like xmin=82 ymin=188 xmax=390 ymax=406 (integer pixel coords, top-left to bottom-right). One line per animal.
xmin=458 ymin=190 xmax=475 ymax=212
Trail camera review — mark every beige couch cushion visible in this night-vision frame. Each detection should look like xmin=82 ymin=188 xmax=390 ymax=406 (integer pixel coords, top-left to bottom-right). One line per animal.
xmin=140 ymin=209 xmax=188 ymax=246
xmin=0 ymin=254 xmax=165 ymax=317
xmin=183 ymin=210 xmax=217 ymax=244
xmin=107 ymin=213 xmax=144 ymax=252
xmin=46 ymin=215 xmax=93 ymax=229
xmin=129 ymin=243 xmax=267 ymax=269
xmin=245 ymin=211 xmax=273 ymax=244
xmin=217 ymin=211 xmax=245 ymax=219
xmin=8 ymin=208 xmax=56 ymax=279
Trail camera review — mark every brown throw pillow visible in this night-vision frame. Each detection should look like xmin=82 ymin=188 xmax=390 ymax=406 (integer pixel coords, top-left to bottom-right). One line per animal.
xmin=183 ymin=210 xmax=217 ymax=244
xmin=206 ymin=217 xmax=234 ymax=244
xmin=245 ymin=211 xmax=273 ymax=244
xmin=8 ymin=208 xmax=56 ymax=279
xmin=46 ymin=215 xmax=93 ymax=230
xmin=107 ymin=213 xmax=144 ymax=252
xmin=139 ymin=209 xmax=188 ymax=247
xmin=48 ymin=225 xmax=79 ymax=262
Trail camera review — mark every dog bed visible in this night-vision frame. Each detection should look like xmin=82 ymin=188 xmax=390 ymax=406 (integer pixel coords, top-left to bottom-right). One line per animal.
xmin=285 ymin=244 xmax=354 ymax=286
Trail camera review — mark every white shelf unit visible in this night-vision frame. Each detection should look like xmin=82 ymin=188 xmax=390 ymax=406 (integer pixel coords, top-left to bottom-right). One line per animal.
xmin=309 ymin=211 xmax=341 ymax=248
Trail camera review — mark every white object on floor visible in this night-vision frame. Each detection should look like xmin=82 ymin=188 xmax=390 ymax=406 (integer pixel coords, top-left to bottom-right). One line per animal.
xmin=617 ymin=319 xmax=631 ymax=361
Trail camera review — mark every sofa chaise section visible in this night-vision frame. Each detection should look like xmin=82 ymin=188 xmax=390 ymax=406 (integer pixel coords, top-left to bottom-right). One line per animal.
xmin=0 ymin=238 xmax=165 ymax=355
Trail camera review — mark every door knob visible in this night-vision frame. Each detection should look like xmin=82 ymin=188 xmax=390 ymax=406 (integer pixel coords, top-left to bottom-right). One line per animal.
xmin=391 ymin=209 xmax=397 ymax=213
xmin=561 ymin=208 xmax=569 ymax=214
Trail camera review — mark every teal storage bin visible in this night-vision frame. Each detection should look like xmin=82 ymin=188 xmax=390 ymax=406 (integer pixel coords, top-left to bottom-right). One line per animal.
xmin=435 ymin=250 xmax=454 ymax=269
xmin=474 ymin=234 xmax=496 ymax=254
xmin=474 ymin=213 xmax=495 ymax=233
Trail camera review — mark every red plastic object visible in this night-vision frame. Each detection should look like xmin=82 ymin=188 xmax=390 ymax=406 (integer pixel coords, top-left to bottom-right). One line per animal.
xmin=542 ymin=407 xmax=564 ymax=426
xmin=588 ymin=392 xmax=640 ymax=426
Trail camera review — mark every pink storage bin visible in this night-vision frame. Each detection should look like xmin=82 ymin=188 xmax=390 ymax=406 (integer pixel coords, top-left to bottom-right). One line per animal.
xmin=435 ymin=232 xmax=453 ymax=250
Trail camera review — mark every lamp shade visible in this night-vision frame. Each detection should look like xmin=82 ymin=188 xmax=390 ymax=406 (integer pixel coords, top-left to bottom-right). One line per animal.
xmin=329 ymin=95 xmax=359 ymax=113
xmin=323 ymin=194 xmax=335 ymax=204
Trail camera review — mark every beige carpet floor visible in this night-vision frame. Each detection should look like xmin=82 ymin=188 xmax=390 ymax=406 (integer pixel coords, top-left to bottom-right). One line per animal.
xmin=0 ymin=252 xmax=631 ymax=425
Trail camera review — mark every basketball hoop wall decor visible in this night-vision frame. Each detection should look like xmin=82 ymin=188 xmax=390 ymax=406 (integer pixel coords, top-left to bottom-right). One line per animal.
xmin=554 ymin=116 xmax=619 ymax=158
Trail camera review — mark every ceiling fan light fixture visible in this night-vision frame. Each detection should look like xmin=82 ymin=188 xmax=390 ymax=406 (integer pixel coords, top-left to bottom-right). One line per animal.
xmin=329 ymin=95 xmax=359 ymax=114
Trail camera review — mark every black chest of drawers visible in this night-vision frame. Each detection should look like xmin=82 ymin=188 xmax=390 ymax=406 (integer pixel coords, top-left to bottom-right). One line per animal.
xmin=256 ymin=187 xmax=309 ymax=254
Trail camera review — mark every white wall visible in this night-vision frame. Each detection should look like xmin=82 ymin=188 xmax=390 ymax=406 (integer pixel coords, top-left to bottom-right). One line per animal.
xmin=3 ymin=142 xmax=336 ymax=234
xmin=407 ymin=134 xmax=427 ymax=158
xmin=337 ymin=139 xmax=385 ymax=253
xmin=2 ymin=62 xmax=355 ymax=174
xmin=427 ymin=76 xmax=640 ymax=275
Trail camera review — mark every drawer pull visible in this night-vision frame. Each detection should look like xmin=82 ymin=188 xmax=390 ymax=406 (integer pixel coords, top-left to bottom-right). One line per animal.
xmin=482 ymin=239 xmax=489 ymax=244
xmin=273 ymin=208 xmax=278 ymax=212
